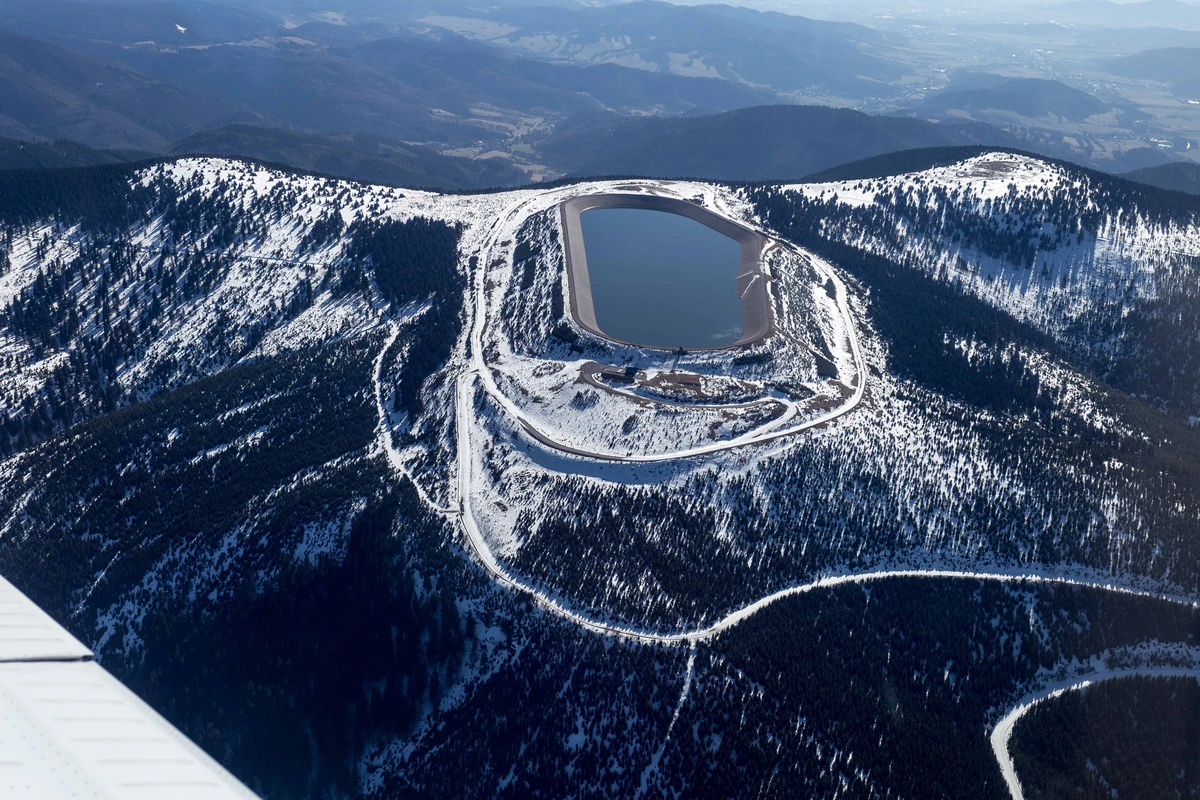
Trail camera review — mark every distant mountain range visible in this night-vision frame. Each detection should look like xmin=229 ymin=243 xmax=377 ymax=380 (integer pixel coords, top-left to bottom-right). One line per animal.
xmin=416 ymin=1 xmax=906 ymax=100
xmin=3 ymin=109 xmax=1003 ymax=188
xmin=4 ymin=108 xmax=1189 ymax=192
xmin=531 ymin=106 xmax=1028 ymax=181
xmin=0 ymin=126 xmax=529 ymax=190
xmin=913 ymin=73 xmax=1115 ymax=123
xmin=168 ymin=125 xmax=528 ymax=190
xmin=1109 ymin=47 xmax=1200 ymax=97
xmin=1045 ymin=0 xmax=1200 ymax=30
xmin=527 ymin=104 xmax=1180 ymax=182
xmin=339 ymin=33 xmax=774 ymax=117
xmin=0 ymin=0 xmax=279 ymax=46
xmin=0 ymin=21 xmax=775 ymax=153
xmin=1124 ymin=160 xmax=1200 ymax=194
xmin=0 ymin=0 xmax=1188 ymax=187
xmin=0 ymin=32 xmax=256 ymax=149
xmin=0 ymin=136 xmax=152 ymax=169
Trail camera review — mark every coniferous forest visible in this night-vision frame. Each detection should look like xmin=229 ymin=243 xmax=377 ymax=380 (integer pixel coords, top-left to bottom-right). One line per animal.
xmin=1010 ymin=676 xmax=1200 ymax=799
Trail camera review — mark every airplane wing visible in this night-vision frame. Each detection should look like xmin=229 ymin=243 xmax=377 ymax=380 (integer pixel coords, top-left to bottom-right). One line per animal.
xmin=0 ymin=575 xmax=259 ymax=799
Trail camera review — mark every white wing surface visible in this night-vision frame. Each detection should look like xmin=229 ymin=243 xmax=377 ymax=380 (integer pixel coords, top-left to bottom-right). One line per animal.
xmin=0 ymin=575 xmax=259 ymax=799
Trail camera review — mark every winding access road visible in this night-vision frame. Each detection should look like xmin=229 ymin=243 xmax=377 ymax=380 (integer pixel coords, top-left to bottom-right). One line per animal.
xmin=428 ymin=187 xmax=1200 ymax=644
xmin=371 ymin=182 xmax=1200 ymax=800
xmin=990 ymin=667 xmax=1200 ymax=800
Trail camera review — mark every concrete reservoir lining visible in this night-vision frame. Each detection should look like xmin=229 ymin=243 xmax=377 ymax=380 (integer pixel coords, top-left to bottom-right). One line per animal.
xmin=559 ymin=193 xmax=771 ymax=350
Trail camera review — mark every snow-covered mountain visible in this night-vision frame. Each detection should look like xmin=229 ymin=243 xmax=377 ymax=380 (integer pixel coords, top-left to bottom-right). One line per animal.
xmin=752 ymin=151 xmax=1200 ymax=419
xmin=2 ymin=153 xmax=1199 ymax=798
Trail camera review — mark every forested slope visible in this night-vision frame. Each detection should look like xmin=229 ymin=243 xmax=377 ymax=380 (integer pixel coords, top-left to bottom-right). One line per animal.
xmin=0 ymin=156 xmax=476 ymax=797
xmin=1010 ymin=676 xmax=1200 ymax=798
xmin=0 ymin=159 xmax=466 ymax=455
xmin=168 ymin=126 xmax=528 ymax=191
xmin=1124 ymin=160 xmax=1200 ymax=195
xmin=751 ymin=151 xmax=1200 ymax=419
xmin=1 ymin=155 xmax=1198 ymax=798
xmin=459 ymin=164 xmax=1200 ymax=634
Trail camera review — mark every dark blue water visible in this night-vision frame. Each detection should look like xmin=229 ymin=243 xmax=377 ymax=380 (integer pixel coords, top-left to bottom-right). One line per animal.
xmin=579 ymin=207 xmax=744 ymax=349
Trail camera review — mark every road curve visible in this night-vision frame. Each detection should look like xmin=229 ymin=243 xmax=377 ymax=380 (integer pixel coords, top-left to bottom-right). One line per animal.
xmin=990 ymin=667 xmax=1200 ymax=800
xmin=372 ymin=322 xmax=456 ymax=515
xmin=450 ymin=392 xmax=1200 ymax=644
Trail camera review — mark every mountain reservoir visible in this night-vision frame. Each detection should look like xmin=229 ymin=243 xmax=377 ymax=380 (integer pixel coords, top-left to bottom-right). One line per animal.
xmin=561 ymin=194 xmax=770 ymax=350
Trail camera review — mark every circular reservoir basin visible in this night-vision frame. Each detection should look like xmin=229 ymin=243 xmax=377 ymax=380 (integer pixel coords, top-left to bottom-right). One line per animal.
xmin=560 ymin=194 xmax=769 ymax=350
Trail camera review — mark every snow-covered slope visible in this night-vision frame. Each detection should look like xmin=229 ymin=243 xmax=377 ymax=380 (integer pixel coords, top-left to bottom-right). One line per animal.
xmin=5 ymin=152 xmax=1199 ymax=632
xmin=753 ymin=151 xmax=1200 ymax=418
xmin=2 ymin=154 xmax=1200 ymax=799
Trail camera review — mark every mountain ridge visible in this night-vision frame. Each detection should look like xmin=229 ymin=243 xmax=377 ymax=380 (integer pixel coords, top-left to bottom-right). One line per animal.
xmin=533 ymin=105 xmax=1027 ymax=182
xmin=0 ymin=31 xmax=258 ymax=149
xmin=167 ymin=125 xmax=529 ymax=190
xmin=1124 ymin=160 xmax=1200 ymax=194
